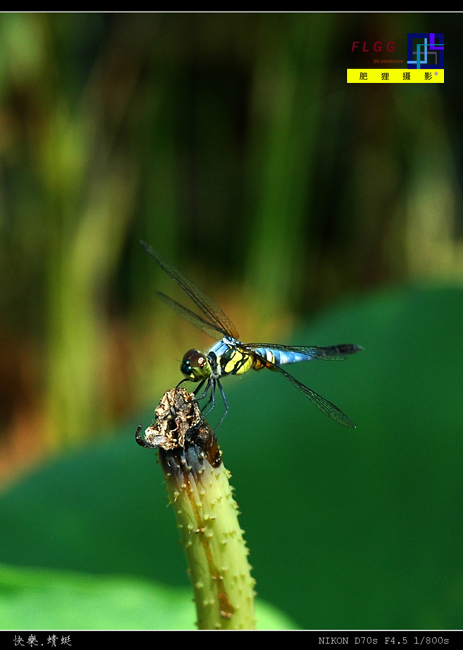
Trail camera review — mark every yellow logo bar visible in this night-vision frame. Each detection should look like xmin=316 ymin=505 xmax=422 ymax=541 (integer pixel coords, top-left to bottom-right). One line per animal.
xmin=347 ymin=69 xmax=444 ymax=83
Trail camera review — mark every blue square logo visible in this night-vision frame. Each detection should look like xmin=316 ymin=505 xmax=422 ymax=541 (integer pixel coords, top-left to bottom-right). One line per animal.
xmin=407 ymin=33 xmax=444 ymax=69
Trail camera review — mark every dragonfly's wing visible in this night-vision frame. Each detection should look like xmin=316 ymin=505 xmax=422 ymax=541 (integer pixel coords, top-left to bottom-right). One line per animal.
xmin=140 ymin=240 xmax=239 ymax=339
xmin=251 ymin=350 xmax=356 ymax=428
xmin=244 ymin=343 xmax=363 ymax=361
xmin=157 ymin=292 xmax=227 ymax=340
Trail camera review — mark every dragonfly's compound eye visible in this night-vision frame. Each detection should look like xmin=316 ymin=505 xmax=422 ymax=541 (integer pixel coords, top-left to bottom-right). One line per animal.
xmin=180 ymin=349 xmax=211 ymax=382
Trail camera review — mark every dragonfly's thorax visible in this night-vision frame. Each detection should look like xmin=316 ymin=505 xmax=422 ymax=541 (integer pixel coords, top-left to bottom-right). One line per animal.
xmin=180 ymin=348 xmax=212 ymax=382
xmin=208 ymin=337 xmax=254 ymax=378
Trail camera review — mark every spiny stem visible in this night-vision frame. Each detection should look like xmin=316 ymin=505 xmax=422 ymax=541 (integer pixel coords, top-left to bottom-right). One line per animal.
xmin=137 ymin=387 xmax=256 ymax=630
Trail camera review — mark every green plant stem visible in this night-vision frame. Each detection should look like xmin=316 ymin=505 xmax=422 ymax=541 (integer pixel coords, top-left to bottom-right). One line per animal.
xmin=161 ymin=446 xmax=256 ymax=629
xmin=138 ymin=388 xmax=256 ymax=630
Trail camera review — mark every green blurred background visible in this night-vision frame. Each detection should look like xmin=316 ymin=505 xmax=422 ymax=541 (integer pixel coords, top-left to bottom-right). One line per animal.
xmin=1 ymin=13 xmax=462 ymax=630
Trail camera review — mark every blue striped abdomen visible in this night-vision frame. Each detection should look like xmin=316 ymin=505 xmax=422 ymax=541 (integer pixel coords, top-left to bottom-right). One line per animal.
xmin=253 ymin=347 xmax=314 ymax=367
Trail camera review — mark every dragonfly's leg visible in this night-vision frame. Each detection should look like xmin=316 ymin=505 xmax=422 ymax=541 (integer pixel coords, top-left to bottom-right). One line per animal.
xmin=193 ymin=379 xmax=208 ymax=400
xmin=202 ymin=378 xmax=217 ymax=416
xmin=193 ymin=379 xmax=216 ymax=414
xmin=212 ymin=379 xmax=229 ymax=430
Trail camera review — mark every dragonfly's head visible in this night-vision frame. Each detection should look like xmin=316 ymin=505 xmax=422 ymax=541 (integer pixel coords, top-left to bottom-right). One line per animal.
xmin=180 ymin=349 xmax=212 ymax=382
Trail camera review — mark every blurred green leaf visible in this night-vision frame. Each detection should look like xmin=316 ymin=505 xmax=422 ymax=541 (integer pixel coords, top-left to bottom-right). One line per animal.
xmin=0 ymin=563 xmax=295 ymax=630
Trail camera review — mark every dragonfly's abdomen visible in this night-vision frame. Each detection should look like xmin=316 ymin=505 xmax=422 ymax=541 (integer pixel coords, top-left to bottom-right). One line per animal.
xmin=252 ymin=347 xmax=313 ymax=369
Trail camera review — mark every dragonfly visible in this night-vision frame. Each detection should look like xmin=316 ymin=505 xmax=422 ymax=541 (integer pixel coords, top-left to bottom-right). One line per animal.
xmin=140 ymin=240 xmax=363 ymax=428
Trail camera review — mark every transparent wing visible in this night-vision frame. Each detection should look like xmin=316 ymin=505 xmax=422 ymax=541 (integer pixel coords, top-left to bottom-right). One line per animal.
xmin=140 ymin=240 xmax=239 ymax=339
xmin=251 ymin=349 xmax=356 ymax=428
xmin=157 ymin=292 xmax=229 ymax=340
xmin=243 ymin=343 xmax=363 ymax=361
